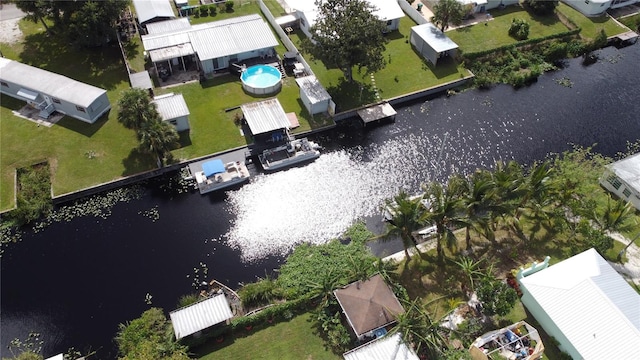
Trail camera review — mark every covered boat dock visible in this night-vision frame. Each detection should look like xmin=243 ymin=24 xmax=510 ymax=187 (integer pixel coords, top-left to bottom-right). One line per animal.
xmin=357 ymin=102 xmax=397 ymax=127
xmin=170 ymin=293 xmax=233 ymax=340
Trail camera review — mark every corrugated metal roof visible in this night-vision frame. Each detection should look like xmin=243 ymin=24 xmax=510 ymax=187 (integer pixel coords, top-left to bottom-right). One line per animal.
xmin=133 ymin=0 xmax=175 ymax=25
xmin=241 ymin=98 xmax=291 ymax=135
xmin=609 ymin=152 xmax=640 ymax=192
xmin=285 ymin=0 xmax=404 ymax=26
xmin=188 ymin=15 xmax=279 ymax=61
xmin=169 ymin=294 xmax=233 ymax=340
xmin=129 ymin=71 xmax=153 ymax=90
xmin=0 ymin=58 xmax=107 ymax=107
xmin=295 ymin=75 xmax=331 ymax=103
xmin=411 ymin=23 xmax=459 ymax=53
xmin=142 ymin=31 xmax=191 ymax=51
xmin=519 ymin=248 xmax=640 ymax=359
xmin=343 ymin=333 xmax=419 ymax=360
xmin=149 ymin=42 xmax=195 ymax=62
xmin=152 ymin=93 xmax=190 ymax=120
xmin=146 ymin=18 xmax=191 ymax=35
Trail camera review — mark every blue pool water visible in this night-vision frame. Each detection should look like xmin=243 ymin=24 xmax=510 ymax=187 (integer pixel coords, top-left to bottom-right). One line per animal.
xmin=241 ymin=65 xmax=281 ymax=88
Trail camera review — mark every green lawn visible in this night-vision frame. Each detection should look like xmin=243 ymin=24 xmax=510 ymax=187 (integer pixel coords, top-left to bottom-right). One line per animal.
xmin=196 ymin=313 xmax=340 ymax=360
xmin=447 ymin=6 xmax=570 ymax=54
xmin=618 ymin=13 xmax=640 ymax=31
xmin=292 ymin=16 xmax=469 ymax=112
xmin=556 ymin=2 xmax=627 ymax=40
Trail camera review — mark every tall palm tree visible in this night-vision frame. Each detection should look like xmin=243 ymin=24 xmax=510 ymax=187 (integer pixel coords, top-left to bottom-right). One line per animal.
xmin=490 ymin=160 xmax=525 ymax=232
xmin=383 ymin=191 xmax=428 ymax=260
xmin=459 ymin=170 xmax=498 ymax=250
xmin=117 ymin=88 xmax=159 ymax=132
xmin=137 ymin=120 xmax=179 ymax=168
xmin=423 ymin=180 xmax=465 ymax=263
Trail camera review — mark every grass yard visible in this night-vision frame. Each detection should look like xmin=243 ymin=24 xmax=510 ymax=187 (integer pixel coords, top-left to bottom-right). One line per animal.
xmin=196 ymin=312 xmax=340 ymax=360
xmin=291 ymin=16 xmax=469 ymax=111
xmin=618 ymin=13 xmax=640 ymax=31
xmin=447 ymin=5 xmax=570 ymax=54
xmin=0 ymin=2 xmax=333 ymax=211
xmin=556 ymin=2 xmax=627 ymax=40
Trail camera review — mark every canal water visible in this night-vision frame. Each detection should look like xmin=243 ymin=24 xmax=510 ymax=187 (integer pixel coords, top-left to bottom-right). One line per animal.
xmin=2 ymin=44 xmax=639 ymax=358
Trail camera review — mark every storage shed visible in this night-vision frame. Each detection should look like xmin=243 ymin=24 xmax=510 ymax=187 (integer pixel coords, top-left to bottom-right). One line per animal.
xmin=0 ymin=58 xmax=111 ymax=123
xmin=295 ymin=75 xmax=332 ymax=115
xmin=152 ymin=93 xmax=190 ymax=131
xmin=410 ymin=23 xmax=459 ymax=66
xmin=132 ymin=0 xmax=176 ymax=26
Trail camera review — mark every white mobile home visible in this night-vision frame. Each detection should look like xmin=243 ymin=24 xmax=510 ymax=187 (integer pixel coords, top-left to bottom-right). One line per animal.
xmin=0 ymin=58 xmax=111 ymax=123
xmin=285 ymin=0 xmax=405 ymax=39
xmin=141 ymin=15 xmax=279 ymax=76
xmin=600 ymin=152 xmax=640 ymax=211
xmin=562 ymin=0 xmax=640 ymax=17
xmin=152 ymin=93 xmax=190 ymax=132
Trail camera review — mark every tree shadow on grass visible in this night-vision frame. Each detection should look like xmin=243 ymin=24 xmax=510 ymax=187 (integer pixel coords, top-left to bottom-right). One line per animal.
xmin=54 ymin=109 xmax=110 ymax=137
xmin=326 ymin=78 xmax=377 ymax=112
xmin=177 ymin=130 xmax=192 ymax=148
xmin=122 ymin=148 xmax=156 ymax=176
xmin=19 ymin=30 xmax=127 ymax=91
xmin=416 ymin=51 xmax=460 ymax=79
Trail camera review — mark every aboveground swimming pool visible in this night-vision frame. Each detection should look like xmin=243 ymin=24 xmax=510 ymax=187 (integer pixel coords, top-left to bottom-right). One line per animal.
xmin=240 ymin=65 xmax=282 ymax=95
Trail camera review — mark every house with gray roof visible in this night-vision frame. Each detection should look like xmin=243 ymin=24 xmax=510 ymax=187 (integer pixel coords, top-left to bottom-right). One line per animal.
xmin=0 ymin=58 xmax=111 ymax=123
xmin=141 ymin=14 xmax=279 ymax=77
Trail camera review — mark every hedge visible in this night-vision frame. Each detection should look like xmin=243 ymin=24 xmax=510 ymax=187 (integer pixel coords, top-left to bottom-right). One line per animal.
xmin=461 ymin=28 xmax=581 ymax=61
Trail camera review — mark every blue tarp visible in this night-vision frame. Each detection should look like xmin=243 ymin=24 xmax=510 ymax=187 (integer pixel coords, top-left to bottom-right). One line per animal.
xmin=202 ymin=159 xmax=225 ymax=178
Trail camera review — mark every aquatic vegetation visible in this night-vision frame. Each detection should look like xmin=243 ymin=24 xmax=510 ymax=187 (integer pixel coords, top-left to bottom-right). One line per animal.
xmin=138 ymin=205 xmax=159 ymax=222
xmin=554 ymin=76 xmax=573 ymax=88
xmin=31 ymin=186 xmax=144 ymax=233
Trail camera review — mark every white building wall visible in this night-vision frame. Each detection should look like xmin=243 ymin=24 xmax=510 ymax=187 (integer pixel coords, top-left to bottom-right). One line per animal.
xmin=410 ymin=30 xmax=438 ymax=65
xmin=485 ymin=0 xmax=520 ymax=10
xmin=166 ymin=115 xmax=190 ymax=132
xmin=562 ymin=0 xmax=611 ymax=17
xmin=600 ymin=169 xmax=640 ymax=211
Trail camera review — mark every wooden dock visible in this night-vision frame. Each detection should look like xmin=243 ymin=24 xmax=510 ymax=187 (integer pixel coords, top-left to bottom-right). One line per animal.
xmin=357 ymin=102 xmax=397 ymax=127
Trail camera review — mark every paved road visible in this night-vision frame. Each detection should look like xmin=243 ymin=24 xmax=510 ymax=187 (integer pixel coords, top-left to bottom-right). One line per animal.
xmin=0 ymin=3 xmax=25 ymax=21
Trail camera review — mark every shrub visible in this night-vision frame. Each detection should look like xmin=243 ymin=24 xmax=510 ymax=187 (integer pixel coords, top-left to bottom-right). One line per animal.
xmin=476 ymin=277 xmax=518 ymax=316
xmin=509 ymin=18 xmax=530 ymax=41
xmin=238 ymin=276 xmax=283 ymax=309
xmin=225 ymin=0 xmax=234 ymax=12
xmin=523 ymin=0 xmax=558 ymax=16
xmin=177 ymin=293 xmax=201 ymax=308
xmin=544 ymin=41 xmax=568 ymax=62
xmin=209 ymin=5 xmax=217 ymax=16
xmin=8 ymin=164 xmax=53 ymax=226
xmin=199 ymin=5 xmax=208 ymax=17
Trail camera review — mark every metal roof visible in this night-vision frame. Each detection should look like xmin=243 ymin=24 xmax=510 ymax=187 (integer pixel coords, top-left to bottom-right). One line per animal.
xmin=334 ymin=274 xmax=405 ymax=337
xmin=129 ymin=71 xmax=153 ymax=90
xmin=132 ymin=0 xmax=175 ymax=25
xmin=169 ymin=294 xmax=233 ymax=340
xmin=0 ymin=58 xmax=107 ymax=107
xmin=152 ymin=93 xmax=190 ymax=120
xmin=295 ymin=75 xmax=331 ymax=103
xmin=146 ymin=18 xmax=191 ymax=35
xmin=241 ymin=98 xmax=291 ymax=135
xmin=149 ymin=42 xmax=195 ymax=62
xmin=142 ymin=31 xmax=191 ymax=51
xmin=519 ymin=248 xmax=640 ymax=359
xmin=411 ymin=23 xmax=459 ymax=53
xmin=608 ymin=152 xmax=640 ymax=191
xmin=188 ymin=14 xmax=279 ymax=61
xmin=285 ymin=0 xmax=404 ymax=26
xmin=343 ymin=333 xmax=419 ymax=360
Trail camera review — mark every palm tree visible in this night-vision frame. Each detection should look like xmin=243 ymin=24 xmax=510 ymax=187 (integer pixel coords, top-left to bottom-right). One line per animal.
xmin=308 ymin=268 xmax=341 ymax=308
xmin=459 ymin=170 xmax=497 ymax=250
xmin=454 ymin=256 xmax=483 ymax=293
xmin=392 ymin=297 xmax=455 ymax=359
xmin=423 ymin=180 xmax=465 ymax=263
xmin=593 ymin=194 xmax=635 ymax=233
xmin=490 ymin=160 xmax=525 ymax=232
xmin=383 ymin=191 xmax=428 ymax=260
xmin=117 ymin=88 xmax=159 ymax=133
xmin=137 ymin=120 xmax=179 ymax=168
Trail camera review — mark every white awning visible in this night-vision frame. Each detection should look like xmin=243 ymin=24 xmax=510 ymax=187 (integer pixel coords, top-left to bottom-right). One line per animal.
xmin=17 ymin=88 xmax=40 ymax=101
xmin=169 ymin=294 xmax=233 ymax=340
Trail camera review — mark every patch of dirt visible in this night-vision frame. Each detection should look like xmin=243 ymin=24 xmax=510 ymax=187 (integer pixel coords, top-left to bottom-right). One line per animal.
xmin=0 ymin=18 xmax=23 ymax=44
